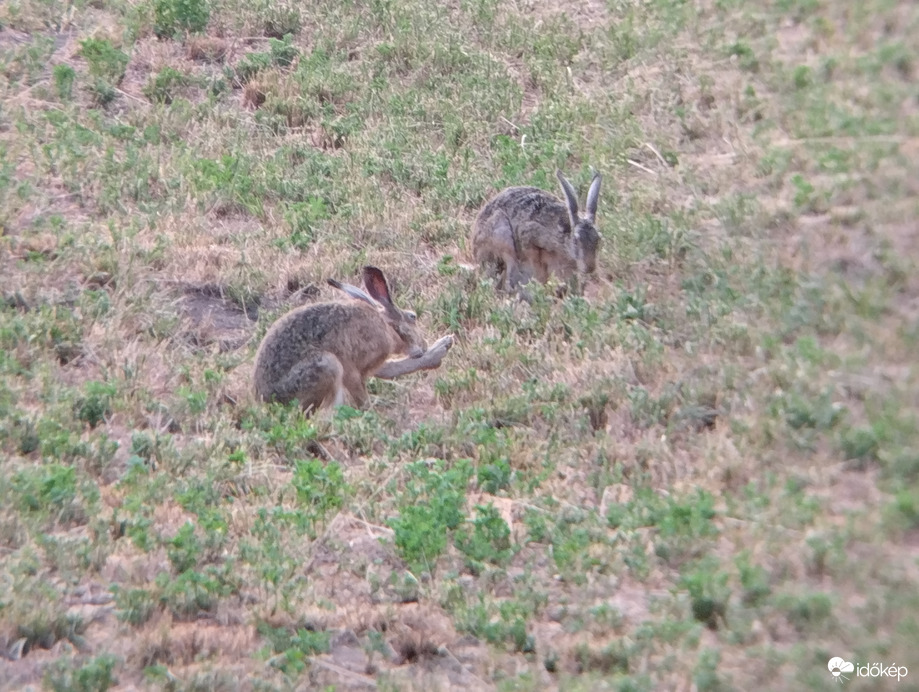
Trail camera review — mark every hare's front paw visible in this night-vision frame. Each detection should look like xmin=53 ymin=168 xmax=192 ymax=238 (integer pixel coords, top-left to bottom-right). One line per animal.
xmin=431 ymin=335 xmax=454 ymax=354
xmin=422 ymin=335 xmax=454 ymax=369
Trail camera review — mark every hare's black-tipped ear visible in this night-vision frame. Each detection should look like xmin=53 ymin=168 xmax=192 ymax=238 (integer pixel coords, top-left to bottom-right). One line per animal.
xmin=362 ymin=266 xmax=395 ymax=308
xmin=556 ymin=169 xmax=580 ymax=232
xmin=585 ymin=172 xmax=602 ymax=224
xmin=328 ymin=278 xmax=377 ymax=307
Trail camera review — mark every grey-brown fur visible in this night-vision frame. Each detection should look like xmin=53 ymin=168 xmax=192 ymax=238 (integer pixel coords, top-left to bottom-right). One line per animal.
xmin=254 ymin=266 xmax=453 ymax=413
xmin=472 ymin=169 xmax=602 ymax=292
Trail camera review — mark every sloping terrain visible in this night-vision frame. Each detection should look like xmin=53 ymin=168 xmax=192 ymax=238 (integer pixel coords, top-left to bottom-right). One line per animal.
xmin=1 ymin=0 xmax=918 ymax=689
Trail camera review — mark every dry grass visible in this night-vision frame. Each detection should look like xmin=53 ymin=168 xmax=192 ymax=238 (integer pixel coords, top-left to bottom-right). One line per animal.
xmin=1 ymin=0 xmax=918 ymax=688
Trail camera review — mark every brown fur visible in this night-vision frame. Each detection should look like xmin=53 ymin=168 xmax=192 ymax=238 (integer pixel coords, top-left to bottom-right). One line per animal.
xmin=253 ymin=266 xmax=449 ymax=413
xmin=472 ymin=169 xmax=603 ymax=292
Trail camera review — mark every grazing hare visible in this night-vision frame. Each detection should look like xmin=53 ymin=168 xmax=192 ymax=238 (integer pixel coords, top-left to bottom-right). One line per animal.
xmin=254 ymin=266 xmax=453 ymax=413
xmin=472 ymin=169 xmax=603 ymax=293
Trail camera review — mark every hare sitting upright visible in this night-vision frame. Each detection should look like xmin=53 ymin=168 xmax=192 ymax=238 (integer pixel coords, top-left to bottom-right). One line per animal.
xmin=254 ymin=266 xmax=453 ymax=413
xmin=472 ymin=169 xmax=603 ymax=293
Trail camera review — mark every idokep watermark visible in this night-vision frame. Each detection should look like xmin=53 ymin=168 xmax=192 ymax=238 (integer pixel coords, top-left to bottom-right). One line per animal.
xmin=828 ymin=657 xmax=908 ymax=683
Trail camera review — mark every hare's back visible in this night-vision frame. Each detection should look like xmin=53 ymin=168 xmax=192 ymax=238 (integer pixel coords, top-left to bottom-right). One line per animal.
xmin=476 ymin=186 xmax=566 ymax=228
xmin=255 ymin=302 xmax=370 ymax=374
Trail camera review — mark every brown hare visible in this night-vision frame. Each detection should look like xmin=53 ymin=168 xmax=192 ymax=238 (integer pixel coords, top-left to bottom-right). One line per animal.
xmin=254 ymin=266 xmax=453 ymax=413
xmin=472 ymin=169 xmax=603 ymax=293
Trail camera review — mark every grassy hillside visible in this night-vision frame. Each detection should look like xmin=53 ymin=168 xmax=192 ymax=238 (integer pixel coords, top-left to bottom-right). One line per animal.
xmin=1 ymin=0 xmax=917 ymax=688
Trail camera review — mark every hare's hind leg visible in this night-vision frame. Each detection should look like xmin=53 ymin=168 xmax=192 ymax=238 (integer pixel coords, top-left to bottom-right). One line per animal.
xmin=480 ymin=214 xmax=526 ymax=291
xmin=280 ymin=352 xmax=346 ymax=413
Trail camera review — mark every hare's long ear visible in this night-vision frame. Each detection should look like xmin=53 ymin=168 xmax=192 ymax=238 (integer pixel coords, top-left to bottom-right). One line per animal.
xmin=556 ymin=169 xmax=580 ymax=232
xmin=328 ymin=278 xmax=378 ymax=307
xmin=585 ymin=172 xmax=602 ymax=224
xmin=362 ymin=266 xmax=400 ymax=316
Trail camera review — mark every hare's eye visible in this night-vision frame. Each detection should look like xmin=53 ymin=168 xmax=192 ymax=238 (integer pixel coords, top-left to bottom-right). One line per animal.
xmin=406 ymin=311 xmax=417 ymax=323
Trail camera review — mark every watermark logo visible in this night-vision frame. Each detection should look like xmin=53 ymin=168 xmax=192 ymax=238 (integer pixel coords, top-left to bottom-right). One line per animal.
xmin=828 ymin=657 xmax=908 ymax=684
xmin=828 ymin=658 xmax=854 ymax=683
